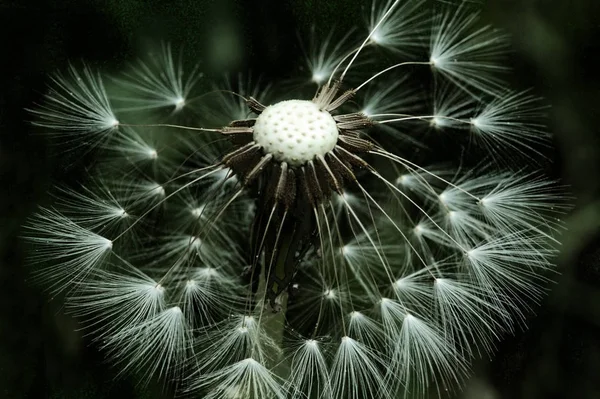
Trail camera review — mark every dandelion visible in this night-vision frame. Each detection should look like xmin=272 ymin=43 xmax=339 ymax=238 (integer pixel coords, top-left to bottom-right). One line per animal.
xmin=24 ymin=1 xmax=567 ymax=398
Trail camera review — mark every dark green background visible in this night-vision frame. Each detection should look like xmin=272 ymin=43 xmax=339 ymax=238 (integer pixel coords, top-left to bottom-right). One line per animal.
xmin=1 ymin=0 xmax=599 ymax=398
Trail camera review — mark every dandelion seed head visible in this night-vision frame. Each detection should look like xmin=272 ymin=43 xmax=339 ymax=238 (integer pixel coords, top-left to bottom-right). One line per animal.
xmin=24 ymin=1 xmax=568 ymax=397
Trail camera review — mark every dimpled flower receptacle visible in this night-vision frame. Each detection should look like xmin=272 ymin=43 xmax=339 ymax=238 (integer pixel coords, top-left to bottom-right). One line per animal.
xmin=252 ymin=100 xmax=339 ymax=166
xmin=24 ymin=1 xmax=568 ymax=398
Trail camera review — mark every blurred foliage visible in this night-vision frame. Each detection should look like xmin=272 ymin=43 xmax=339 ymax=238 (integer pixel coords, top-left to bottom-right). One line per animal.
xmin=1 ymin=0 xmax=599 ymax=398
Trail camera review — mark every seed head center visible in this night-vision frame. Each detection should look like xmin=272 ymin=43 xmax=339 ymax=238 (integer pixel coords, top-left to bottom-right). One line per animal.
xmin=253 ymin=100 xmax=339 ymax=167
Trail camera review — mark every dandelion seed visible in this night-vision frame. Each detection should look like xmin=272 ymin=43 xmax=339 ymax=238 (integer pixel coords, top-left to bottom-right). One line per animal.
xmin=429 ymin=4 xmax=510 ymax=95
xmin=368 ymin=0 xmax=428 ymax=53
xmin=69 ymin=269 xmax=166 ymax=339
xmin=190 ymin=357 xmax=286 ymax=399
xmin=331 ymin=336 xmax=391 ymax=399
xmin=51 ymin=183 xmax=131 ymax=233
xmin=24 ymin=208 xmax=113 ymax=293
xmin=28 ymin=65 xmax=119 ymax=148
xmin=300 ymin=26 xmax=356 ymax=85
xmin=208 ymin=74 xmax=272 ymax=123
xmin=106 ymin=126 xmax=161 ymax=164
xmin=394 ymin=313 xmax=466 ymax=395
xmin=105 ymin=305 xmax=192 ymax=383
xmin=286 ymin=338 xmax=332 ymax=399
xmin=180 ymin=266 xmax=243 ymax=327
xmin=111 ymin=43 xmax=203 ymax=113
